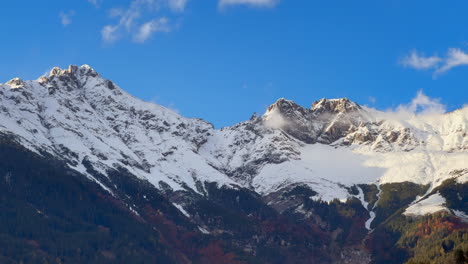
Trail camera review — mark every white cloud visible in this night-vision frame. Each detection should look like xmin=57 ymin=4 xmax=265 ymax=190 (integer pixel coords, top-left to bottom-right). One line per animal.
xmin=397 ymin=90 xmax=446 ymax=115
xmin=101 ymin=25 xmax=119 ymax=42
xmin=219 ymin=0 xmax=280 ymax=8
xmin=133 ymin=17 xmax=171 ymax=43
xmin=435 ymin=48 xmax=468 ymax=74
xmin=168 ymin=0 xmax=188 ymax=12
xmin=264 ymin=109 xmax=287 ymax=129
xmin=101 ymin=0 xmax=150 ymax=43
xmin=380 ymin=90 xmax=446 ymax=120
xmin=368 ymin=96 xmax=376 ymax=103
xmin=263 ymin=103 xmax=288 ymax=129
xmin=59 ymin=10 xmax=75 ymax=27
xmin=400 ymin=51 xmax=441 ymax=70
xmin=101 ymin=0 xmax=182 ymax=43
xmin=402 ymin=48 xmax=468 ymax=76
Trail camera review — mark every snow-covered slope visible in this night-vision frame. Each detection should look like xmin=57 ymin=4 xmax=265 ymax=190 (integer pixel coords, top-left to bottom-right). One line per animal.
xmin=0 ymin=65 xmax=237 ymax=194
xmin=1 ymin=65 xmax=467 ymax=203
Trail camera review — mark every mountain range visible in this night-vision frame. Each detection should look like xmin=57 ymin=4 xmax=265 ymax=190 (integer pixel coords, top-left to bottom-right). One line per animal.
xmin=0 ymin=65 xmax=466 ymax=264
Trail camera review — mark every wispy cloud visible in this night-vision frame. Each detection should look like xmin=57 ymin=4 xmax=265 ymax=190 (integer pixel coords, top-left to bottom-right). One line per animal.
xmin=108 ymin=8 xmax=124 ymax=18
xmin=101 ymin=0 xmax=182 ymax=44
xmin=435 ymin=48 xmax=468 ymax=74
xmin=59 ymin=10 xmax=75 ymax=27
xmin=88 ymin=0 xmax=102 ymax=8
xmin=168 ymin=0 xmax=188 ymax=12
xmin=96 ymin=0 xmax=282 ymax=43
xmin=133 ymin=17 xmax=171 ymax=43
xmin=400 ymin=51 xmax=441 ymax=70
xmin=263 ymin=106 xmax=288 ymax=129
xmin=401 ymin=48 xmax=468 ymax=76
xmin=101 ymin=25 xmax=120 ymax=42
xmin=219 ymin=0 xmax=280 ymax=8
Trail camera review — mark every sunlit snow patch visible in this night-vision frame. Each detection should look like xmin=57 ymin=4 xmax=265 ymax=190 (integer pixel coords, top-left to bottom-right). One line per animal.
xmin=404 ymin=193 xmax=448 ymax=216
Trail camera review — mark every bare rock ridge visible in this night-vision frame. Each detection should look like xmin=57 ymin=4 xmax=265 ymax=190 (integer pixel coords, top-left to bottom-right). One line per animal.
xmin=311 ymin=97 xmax=361 ymax=114
xmin=263 ymin=97 xmax=371 ymax=144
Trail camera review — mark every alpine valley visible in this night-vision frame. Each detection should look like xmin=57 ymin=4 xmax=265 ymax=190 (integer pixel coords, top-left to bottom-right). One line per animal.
xmin=0 ymin=65 xmax=466 ymax=264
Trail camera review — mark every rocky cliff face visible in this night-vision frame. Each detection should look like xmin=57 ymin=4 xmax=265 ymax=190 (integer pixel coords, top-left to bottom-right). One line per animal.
xmin=262 ymin=97 xmax=371 ymax=144
xmin=0 ymin=65 xmax=466 ymax=263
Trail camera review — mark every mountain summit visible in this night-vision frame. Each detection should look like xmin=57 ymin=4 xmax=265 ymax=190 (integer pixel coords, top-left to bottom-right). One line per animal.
xmin=311 ymin=97 xmax=362 ymax=113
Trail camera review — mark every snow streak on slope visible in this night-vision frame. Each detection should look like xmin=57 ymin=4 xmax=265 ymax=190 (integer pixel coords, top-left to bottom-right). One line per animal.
xmin=365 ymin=184 xmax=381 ymax=230
xmin=354 ymin=186 xmax=376 ymax=231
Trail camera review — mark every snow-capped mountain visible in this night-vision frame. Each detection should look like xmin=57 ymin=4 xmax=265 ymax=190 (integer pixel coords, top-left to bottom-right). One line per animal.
xmin=1 ymin=65 xmax=466 ymax=264
xmin=0 ymin=65 xmax=467 ymax=202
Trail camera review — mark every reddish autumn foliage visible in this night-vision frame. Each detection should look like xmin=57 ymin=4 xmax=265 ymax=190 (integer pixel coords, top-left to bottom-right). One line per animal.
xmin=199 ymin=242 xmax=245 ymax=264
xmin=414 ymin=216 xmax=467 ymax=238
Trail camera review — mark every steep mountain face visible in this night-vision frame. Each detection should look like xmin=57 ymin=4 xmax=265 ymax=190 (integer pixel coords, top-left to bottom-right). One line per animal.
xmin=262 ymin=97 xmax=368 ymax=144
xmin=0 ymin=65 xmax=467 ymax=264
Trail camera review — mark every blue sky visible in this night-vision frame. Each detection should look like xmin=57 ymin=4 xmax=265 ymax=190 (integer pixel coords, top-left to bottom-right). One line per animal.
xmin=1 ymin=0 xmax=467 ymax=127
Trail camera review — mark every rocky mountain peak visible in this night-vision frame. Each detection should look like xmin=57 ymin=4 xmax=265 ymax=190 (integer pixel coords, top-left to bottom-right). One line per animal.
xmin=266 ymin=97 xmax=362 ymax=118
xmin=311 ymin=98 xmax=361 ymax=114
xmin=39 ymin=64 xmax=115 ymax=95
xmin=5 ymin=77 xmax=25 ymax=88
xmin=48 ymin=64 xmax=99 ymax=79
xmin=262 ymin=97 xmax=370 ymax=144
xmin=267 ymin=98 xmax=304 ymax=113
xmin=265 ymin=98 xmax=311 ymax=121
